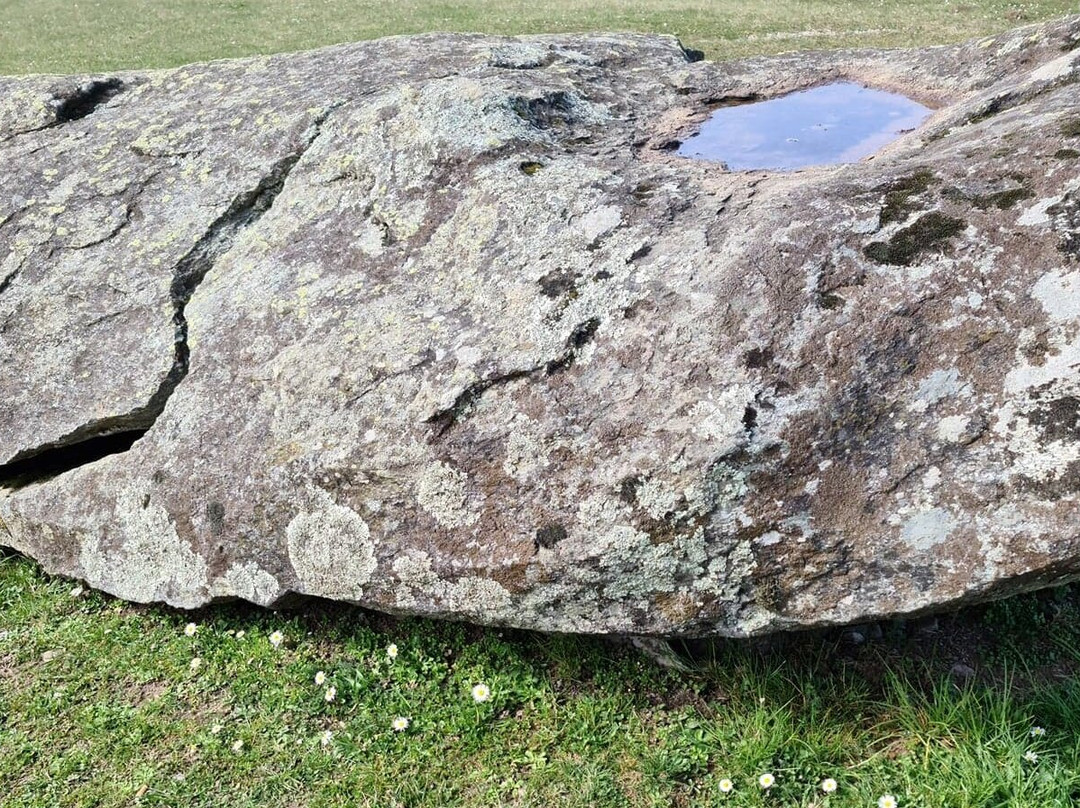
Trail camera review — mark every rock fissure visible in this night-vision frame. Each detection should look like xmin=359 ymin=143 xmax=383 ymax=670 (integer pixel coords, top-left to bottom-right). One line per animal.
xmin=0 ymin=112 xmax=333 ymax=490
xmin=53 ymin=78 xmax=126 ymax=124
xmin=427 ymin=317 xmax=602 ymax=438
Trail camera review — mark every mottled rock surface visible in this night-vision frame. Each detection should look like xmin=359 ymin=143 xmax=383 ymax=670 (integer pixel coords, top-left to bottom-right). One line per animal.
xmin=2 ymin=19 xmax=1079 ymax=636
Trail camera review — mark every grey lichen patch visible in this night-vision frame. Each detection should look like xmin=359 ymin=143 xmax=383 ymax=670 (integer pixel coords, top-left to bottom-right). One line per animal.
xmin=415 ymin=462 xmax=479 ymax=528
xmin=502 ymin=427 xmax=552 ymax=481
xmin=900 ymin=507 xmax=957 ymax=550
xmin=286 ymin=502 xmax=377 ymax=600
xmin=79 ymin=483 xmax=209 ymax=608
xmin=392 ymin=550 xmax=512 ymax=619
xmin=209 ymin=561 xmax=282 ymax=605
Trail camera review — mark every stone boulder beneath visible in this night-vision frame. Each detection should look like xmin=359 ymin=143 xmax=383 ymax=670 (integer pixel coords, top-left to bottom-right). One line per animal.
xmin=1 ymin=18 xmax=1079 ymax=636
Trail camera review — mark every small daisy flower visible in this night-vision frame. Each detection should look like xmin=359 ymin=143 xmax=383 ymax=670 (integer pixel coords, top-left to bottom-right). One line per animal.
xmin=1024 ymin=750 xmax=1039 ymax=763
xmin=391 ymin=715 xmax=410 ymax=732
xmin=1030 ymin=726 xmax=1046 ymax=737
xmin=70 ymin=585 xmax=84 ymax=598
xmin=821 ymin=777 xmax=838 ymax=794
xmin=387 ymin=643 xmax=399 ymax=659
xmin=324 ymin=686 xmax=337 ymax=703
xmin=269 ymin=630 xmax=284 ymax=648
xmin=471 ymin=683 xmax=491 ymax=703
xmin=878 ymin=795 xmax=898 ymax=808
xmin=210 ymin=724 xmax=223 ymax=735
xmin=758 ymin=773 xmax=775 ymax=789
xmin=320 ymin=730 xmax=333 ymax=746
xmin=314 ymin=670 xmax=327 ymax=686
xmin=718 ymin=778 xmax=734 ymax=793
xmin=184 ymin=623 xmax=198 ymax=637
xmin=235 ymin=630 xmax=245 ymax=639
xmin=231 ymin=739 xmax=244 ymax=753
xmin=189 ymin=657 xmax=203 ymax=671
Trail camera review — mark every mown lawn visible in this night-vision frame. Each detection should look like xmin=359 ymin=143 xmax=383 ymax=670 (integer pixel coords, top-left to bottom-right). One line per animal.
xmin=3 ymin=552 xmax=1080 ymax=807
xmin=0 ymin=0 xmax=1077 ymax=74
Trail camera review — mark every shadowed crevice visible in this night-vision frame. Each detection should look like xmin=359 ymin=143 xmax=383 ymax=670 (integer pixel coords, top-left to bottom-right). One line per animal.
xmin=53 ymin=78 xmax=126 ymax=124
xmin=0 ymin=430 xmax=144 ymax=490
xmin=0 ymin=109 xmax=340 ymax=490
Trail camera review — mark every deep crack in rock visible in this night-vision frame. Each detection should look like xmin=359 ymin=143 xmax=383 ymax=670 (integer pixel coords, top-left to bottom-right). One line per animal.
xmin=0 ymin=112 xmax=335 ymax=489
xmin=53 ymin=78 xmax=126 ymax=124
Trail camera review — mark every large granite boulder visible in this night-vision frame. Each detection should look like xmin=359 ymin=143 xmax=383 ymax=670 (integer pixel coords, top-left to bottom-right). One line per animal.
xmin=1 ymin=18 xmax=1079 ymax=636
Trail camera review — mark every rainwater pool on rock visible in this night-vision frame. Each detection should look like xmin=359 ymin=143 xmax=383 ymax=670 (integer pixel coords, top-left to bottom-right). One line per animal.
xmin=677 ymin=82 xmax=932 ymax=171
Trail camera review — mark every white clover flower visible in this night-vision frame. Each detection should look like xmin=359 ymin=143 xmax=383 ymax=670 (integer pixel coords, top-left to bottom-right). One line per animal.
xmin=471 ymin=683 xmax=491 ymax=703
xmin=184 ymin=623 xmax=198 ymax=637
xmin=324 ymin=686 xmax=337 ymax=703
xmin=718 ymin=778 xmax=734 ymax=793
xmin=314 ymin=670 xmax=327 ymax=686
xmin=878 ymin=795 xmax=898 ymax=808
xmin=391 ymin=716 xmax=410 ymax=732
xmin=210 ymin=724 xmax=223 ymax=735
xmin=235 ymin=630 xmax=245 ymax=639
xmin=269 ymin=630 xmax=284 ymax=648
xmin=758 ymin=773 xmax=775 ymax=789
xmin=189 ymin=657 xmax=203 ymax=671
xmin=232 ymin=739 xmax=244 ymax=753
xmin=70 ymin=585 xmax=84 ymax=598
xmin=1030 ymin=726 xmax=1046 ymax=737
xmin=387 ymin=643 xmax=399 ymax=660
xmin=821 ymin=777 xmax=838 ymax=794
xmin=320 ymin=730 xmax=333 ymax=746
xmin=1024 ymin=750 xmax=1039 ymax=763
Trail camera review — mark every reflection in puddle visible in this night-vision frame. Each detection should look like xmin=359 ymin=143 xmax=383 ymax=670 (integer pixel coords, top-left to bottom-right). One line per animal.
xmin=677 ymin=82 xmax=932 ymax=171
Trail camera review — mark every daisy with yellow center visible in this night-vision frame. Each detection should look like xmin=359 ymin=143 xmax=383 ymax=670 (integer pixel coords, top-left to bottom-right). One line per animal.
xmin=471 ymin=683 xmax=491 ymax=703
xmin=878 ymin=795 xmax=898 ymax=808
xmin=1030 ymin=726 xmax=1046 ymax=737
xmin=231 ymin=739 xmax=244 ymax=753
xmin=718 ymin=778 xmax=734 ymax=794
xmin=314 ymin=670 xmax=327 ymax=686
xmin=324 ymin=686 xmax=337 ymax=703
xmin=320 ymin=730 xmax=333 ymax=746
xmin=821 ymin=778 xmax=838 ymax=794
xmin=758 ymin=773 xmax=775 ymax=789
xmin=1024 ymin=750 xmax=1039 ymax=763
xmin=189 ymin=657 xmax=203 ymax=671
xmin=184 ymin=623 xmax=198 ymax=637
xmin=269 ymin=630 xmax=284 ymax=648
xmin=387 ymin=643 xmax=399 ymax=659
xmin=391 ymin=716 xmax=410 ymax=732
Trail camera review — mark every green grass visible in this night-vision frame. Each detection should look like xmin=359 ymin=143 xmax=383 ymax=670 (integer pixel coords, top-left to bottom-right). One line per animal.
xmin=0 ymin=0 xmax=1077 ymax=74
xmin=4 ymin=553 xmax=1080 ymax=807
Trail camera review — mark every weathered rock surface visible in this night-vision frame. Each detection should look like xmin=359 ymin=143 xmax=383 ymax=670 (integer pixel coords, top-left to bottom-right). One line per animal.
xmin=1 ymin=19 xmax=1079 ymax=636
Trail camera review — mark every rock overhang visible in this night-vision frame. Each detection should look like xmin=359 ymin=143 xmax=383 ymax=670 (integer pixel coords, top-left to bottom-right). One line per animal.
xmin=0 ymin=18 xmax=1078 ymax=636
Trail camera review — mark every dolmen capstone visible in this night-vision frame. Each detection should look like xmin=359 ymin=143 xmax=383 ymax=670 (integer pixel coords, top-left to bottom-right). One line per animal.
xmin=1 ymin=17 xmax=1079 ymax=636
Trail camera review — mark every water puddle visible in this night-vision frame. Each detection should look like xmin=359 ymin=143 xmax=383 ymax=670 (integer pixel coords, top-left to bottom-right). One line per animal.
xmin=677 ymin=82 xmax=932 ymax=171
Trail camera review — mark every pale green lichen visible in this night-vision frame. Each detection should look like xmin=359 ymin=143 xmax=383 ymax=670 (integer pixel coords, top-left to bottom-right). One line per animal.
xmin=392 ymin=550 xmax=512 ymax=619
xmin=209 ymin=561 xmax=282 ymax=605
xmin=415 ymin=461 xmax=479 ymax=528
xmin=79 ymin=483 xmax=210 ymax=608
xmin=285 ymin=501 xmax=377 ymax=599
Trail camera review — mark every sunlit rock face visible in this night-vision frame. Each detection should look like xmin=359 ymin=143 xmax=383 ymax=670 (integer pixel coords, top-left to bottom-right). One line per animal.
xmin=1 ymin=17 xmax=1079 ymax=636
